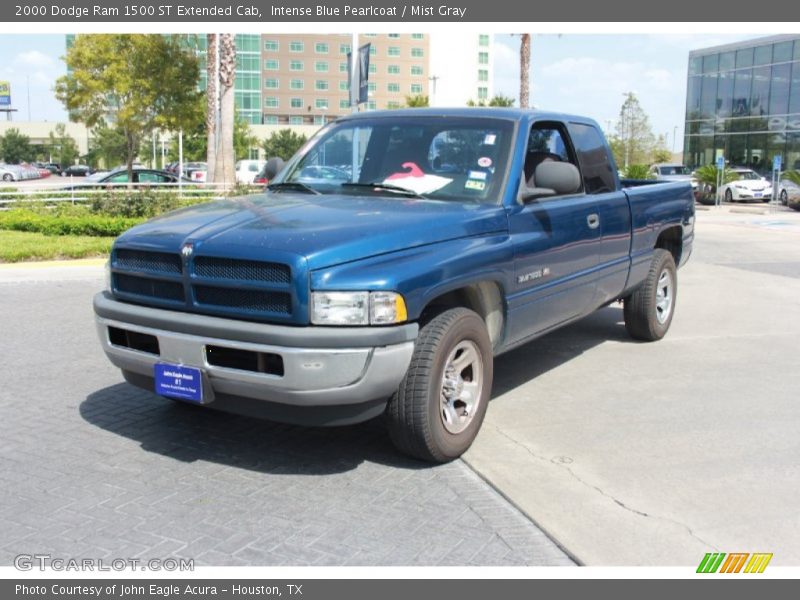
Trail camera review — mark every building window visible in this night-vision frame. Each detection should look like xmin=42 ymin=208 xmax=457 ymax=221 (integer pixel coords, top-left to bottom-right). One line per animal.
xmin=315 ymin=99 xmax=329 ymax=109
xmin=339 ymin=80 xmax=349 ymax=91
xmin=315 ymin=42 xmax=329 ymax=54
xmin=388 ymin=34 xmax=400 ymax=39
xmin=289 ymin=116 xmax=304 ymax=125
xmin=388 ymin=83 xmax=400 ymax=93
xmin=289 ymin=41 xmax=304 ymax=53
xmin=411 ymin=48 xmax=424 ymax=58
xmin=369 ymin=64 xmax=377 ymax=74
xmin=264 ymin=59 xmax=279 ymax=71
xmin=314 ymin=115 xmax=326 ymax=125
xmin=315 ymin=80 xmax=329 ymax=91
xmin=340 ymin=43 xmax=351 ymax=54
xmin=264 ymin=78 xmax=279 ymax=90
xmin=290 ymin=97 xmax=303 ymax=109
xmin=368 ymin=82 xmax=377 ymax=92
xmin=340 ymin=62 xmax=349 ymax=72
xmin=411 ymin=33 xmax=424 ymax=40
xmin=364 ymin=34 xmax=377 ymax=38
xmin=478 ymin=69 xmax=489 ymax=82
xmin=478 ymin=52 xmax=489 ymax=65
xmin=366 ymin=100 xmax=377 ymax=110
xmin=387 ymin=101 xmax=401 ymax=109
xmin=411 ymin=65 xmax=424 ymax=76
xmin=388 ymin=65 xmax=400 ymax=75
xmin=238 ymin=55 xmax=261 ymax=72
xmin=754 ymin=44 xmax=772 ymax=66
xmin=264 ymin=40 xmax=279 ymax=51
xmin=315 ymin=61 xmax=329 ymax=73
xmin=290 ymin=79 xmax=304 ymax=90
xmin=410 ymin=83 xmax=423 ymax=94
xmin=370 ymin=46 xmax=377 ymax=56
xmin=289 ymin=60 xmax=304 ymax=71
xmin=340 ymin=99 xmax=351 ymax=109
xmin=479 ymin=34 xmax=490 ymax=47
xmin=264 ymin=97 xmax=278 ymax=108
xmin=388 ymin=46 xmax=401 ymax=57
xmin=478 ymin=87 xmax=488 ymax=100
xmin=264 ymin=116 xmax=279 ymax=125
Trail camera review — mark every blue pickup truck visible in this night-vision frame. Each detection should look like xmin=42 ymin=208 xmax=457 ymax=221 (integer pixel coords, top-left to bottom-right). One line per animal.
xmin=94 ymin=108 xmax=694 ymax=462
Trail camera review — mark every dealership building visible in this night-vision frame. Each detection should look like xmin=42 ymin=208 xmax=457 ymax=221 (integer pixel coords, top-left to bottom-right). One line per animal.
xmin=684 ymin=34 xmax=800 ymax=174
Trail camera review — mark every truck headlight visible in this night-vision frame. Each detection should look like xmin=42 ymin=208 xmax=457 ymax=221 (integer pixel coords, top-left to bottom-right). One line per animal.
xmin=311 ymin=291 xmax=407 ymax=325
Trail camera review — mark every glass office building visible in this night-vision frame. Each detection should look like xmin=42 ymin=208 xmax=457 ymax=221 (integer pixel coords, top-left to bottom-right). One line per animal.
xmin=684 ymin=35 xmax=800 ymax=174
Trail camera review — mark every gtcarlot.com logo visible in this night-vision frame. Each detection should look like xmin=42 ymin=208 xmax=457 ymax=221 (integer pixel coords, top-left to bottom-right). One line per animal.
xmin=14 ymin=554 xmax=194 ymax=572
xmin=696 ymin=552 xmax=773 ymax=573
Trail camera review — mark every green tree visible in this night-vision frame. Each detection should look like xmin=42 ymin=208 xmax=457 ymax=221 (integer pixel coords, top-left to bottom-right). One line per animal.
xmin=168 ymin=105 xmax=257 ymax=163
xmin=404 ymin=94 xmax=429 ymax=107
xmin=234 ymin=115 xmax=257 ymax=161
xmin=55 ymin=34 xmax=202 ymax=180
xmin=48 ymin=123 xmax=79 ymax=167
xmin=0 ymin=128 xmax=33 ymax=164
xmin=651 ymin=134 xmax=672 ymax=164
xmin=693 ymin=164 xmax=740 ymax=203
xmin=622 ymin=164 xmax=655 ymax=180
xmin=467 ymin=95 xmax=516 ymax=107
xmin=261 ymin=129 xmax=308 ymax=161
xmin=613 ymin=92 xmax=655 ymax=168
xmin=86 ymin=124 xmax=129 ymax=169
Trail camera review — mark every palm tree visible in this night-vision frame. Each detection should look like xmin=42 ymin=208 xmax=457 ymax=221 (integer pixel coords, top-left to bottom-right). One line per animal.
xmin=519 ymin=34 xmax=530 ymax=109
xmin=404 ymin=94 xmax=429 ymax=108
xmin=693 ymin=164 xmax=739 ymax=205
xmin=216 ymin=33 xmax=236 ymax=185
xmin=205 ymin=34 xmax=217 ymax=183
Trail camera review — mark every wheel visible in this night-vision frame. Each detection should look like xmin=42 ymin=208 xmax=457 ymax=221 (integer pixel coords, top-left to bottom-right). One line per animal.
xmin=623 ymin=249 xmax=677 ymax=342
xmin=1 ymin=173 xmax=12 ymax=182
xmin=725 ymin=188 xmax=733 ymax=203
xmin=386 ymin=307 xmax=493 ymax=463
xmin=780 ymin=190 xmax=788 ymax=206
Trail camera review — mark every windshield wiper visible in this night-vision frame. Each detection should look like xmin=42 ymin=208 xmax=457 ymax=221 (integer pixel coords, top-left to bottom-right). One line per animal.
xmin=266 ymin=181 xmax=321 ymax=195
xmin=341 ymin=182 xmax=427 ymax=199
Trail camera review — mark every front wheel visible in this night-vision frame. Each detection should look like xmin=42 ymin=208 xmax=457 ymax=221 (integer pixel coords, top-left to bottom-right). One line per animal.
xmin=780 ymin=190 xmax=788 ymax=206
xmin=623 ymin=249 xmax=677 ymax=342
xmin=725 ymin=188 xmax=733 ymax=203
xmin=1 ymin=174 xmax=12 ymax=182
xmin=386 ymin=307 xmax=493 ymax=463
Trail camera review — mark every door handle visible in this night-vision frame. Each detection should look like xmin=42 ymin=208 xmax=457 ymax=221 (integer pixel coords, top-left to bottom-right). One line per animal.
xmin=587 ymin=213 xmax=600 ymax=229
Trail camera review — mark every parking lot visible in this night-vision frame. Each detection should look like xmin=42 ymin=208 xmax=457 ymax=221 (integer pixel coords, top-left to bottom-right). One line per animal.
xmin=1 ymin=204 xmax=798 ymax=567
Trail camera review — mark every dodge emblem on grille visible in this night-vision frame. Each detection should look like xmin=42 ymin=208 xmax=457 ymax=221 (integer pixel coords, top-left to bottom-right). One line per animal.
xmin=181 ymin=243 xmax=194 ymax=257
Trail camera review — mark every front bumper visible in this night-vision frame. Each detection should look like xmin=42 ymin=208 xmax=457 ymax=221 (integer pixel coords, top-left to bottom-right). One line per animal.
xmin=93 ymin=292 xmax=417 ymax=421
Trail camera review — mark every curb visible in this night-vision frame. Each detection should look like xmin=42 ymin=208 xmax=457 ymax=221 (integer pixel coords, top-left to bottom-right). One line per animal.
xmin=0 ymin=258 xmax=106 ymax=270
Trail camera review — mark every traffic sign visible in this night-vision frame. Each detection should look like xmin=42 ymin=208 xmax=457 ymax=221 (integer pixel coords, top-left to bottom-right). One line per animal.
xmin=773 ymin=155 xmax=782 ymax=171
xmin=716 ymin=156 xmax=725 ymax=169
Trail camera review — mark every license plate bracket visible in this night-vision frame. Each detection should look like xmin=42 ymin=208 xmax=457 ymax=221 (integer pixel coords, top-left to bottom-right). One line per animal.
xmin=154 ymin=363 xmax=203 ymax=403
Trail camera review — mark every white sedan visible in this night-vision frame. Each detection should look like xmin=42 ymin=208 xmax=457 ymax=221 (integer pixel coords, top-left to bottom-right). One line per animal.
xmin=719 ymin=168 xmax=772 ymax=203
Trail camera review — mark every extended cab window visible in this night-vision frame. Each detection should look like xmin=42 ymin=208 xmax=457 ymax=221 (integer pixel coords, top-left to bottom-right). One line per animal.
xmin=566 ymin=122 xmax=617 ymax=194
xmin=522 ymin=122 xmax=583 ymax=199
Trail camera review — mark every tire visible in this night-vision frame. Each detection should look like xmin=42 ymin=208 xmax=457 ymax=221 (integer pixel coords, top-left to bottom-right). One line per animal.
xmin=623 ymin=249 xmax=677 ymax=342
xmin=386 ymin=307 xmax=493 ymax=463
xmin=1 ymin=173 xmax=12 ymax=182
xmin=780 ymin=190 xmax=788 ymax=206
xmin=725 ymin=188 xmax=733 ymax=203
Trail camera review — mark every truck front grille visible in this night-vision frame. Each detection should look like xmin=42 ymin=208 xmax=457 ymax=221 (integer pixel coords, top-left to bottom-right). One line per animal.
xmin=194 ymin=256 xmax=290 ymax=283
xmin=114 ymin=249 xmax=182 ymax=274
xmin=114 ymin=273 xmax=185 ymax=303
xmin=193 ymin=285 xmax=292 ymax=315
xmin=110 ymin=248 xmax=299 ymax=322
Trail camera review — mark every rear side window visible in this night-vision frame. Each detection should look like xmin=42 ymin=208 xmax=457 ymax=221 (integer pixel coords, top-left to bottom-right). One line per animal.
xmin=566 ymin=123 xmax=617 ymax=194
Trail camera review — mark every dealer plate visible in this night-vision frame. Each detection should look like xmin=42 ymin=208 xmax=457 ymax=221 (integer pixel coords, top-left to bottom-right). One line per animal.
xmin=154 ymin=363 xmax=203 ymax=403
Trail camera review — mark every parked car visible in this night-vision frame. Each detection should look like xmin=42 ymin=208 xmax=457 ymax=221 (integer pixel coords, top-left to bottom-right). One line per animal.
xmin=718 ymin=168 xmax=772 ymax=202
xmin=62 ymin=164 xmax=94 ymax=177
xmin=235 ymin=159 xmax=266 ymax=184
xmin=650 ymin=163 xmax=698 ymax=194
xmin=0 ymin=164 xmax=19 ymax=182
xmin=94 ymin=108 xmax=694 ymax=462
xmin=44 ymin=163 xmax=62 ymax=175
xmin=64 ymin=167 xmax=190 ymax=189
xmin=777 ymin=176 xmax=800 ymax=207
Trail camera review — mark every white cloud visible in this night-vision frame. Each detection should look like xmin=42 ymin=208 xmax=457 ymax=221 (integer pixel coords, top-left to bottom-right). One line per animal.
xmin=16 ymin=50 xmax=55 ymax=68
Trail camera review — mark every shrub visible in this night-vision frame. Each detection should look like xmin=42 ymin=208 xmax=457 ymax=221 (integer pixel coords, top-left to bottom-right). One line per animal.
xmin=0 ymin=209 xmax=143 ymax=237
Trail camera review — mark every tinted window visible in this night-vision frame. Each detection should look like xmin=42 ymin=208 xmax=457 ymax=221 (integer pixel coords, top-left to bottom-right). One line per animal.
xmin=769 ymin=63 xmax=791 ymax=115
xmin=736 ymin=48 xmax=754 ymax=68
xmin=566 ymin=123 xmax=616 ymax=195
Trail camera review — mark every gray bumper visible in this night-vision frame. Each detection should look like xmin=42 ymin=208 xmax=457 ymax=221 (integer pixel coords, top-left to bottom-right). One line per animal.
xmin=93 ymin=292 xmax=417 ymax=409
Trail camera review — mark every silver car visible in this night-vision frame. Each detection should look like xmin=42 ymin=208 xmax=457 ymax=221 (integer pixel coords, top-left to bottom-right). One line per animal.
xmin=650 ymin=163 xmax=698 ymax=193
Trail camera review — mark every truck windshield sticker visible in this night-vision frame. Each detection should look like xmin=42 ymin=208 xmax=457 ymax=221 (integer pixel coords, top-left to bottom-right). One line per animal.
xmin=484 ymin=134 xmax=497 ymax=145
xmin=477 ymin=157 xmax=492 ymax=168
xmin=468 ymin=171 xmax=488 ymax=181
xmin=465 ymin=180 xmax=486 ymax=191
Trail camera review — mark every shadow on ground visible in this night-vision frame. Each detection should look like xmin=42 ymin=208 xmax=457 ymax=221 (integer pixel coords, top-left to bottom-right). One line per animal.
xmin=81 ymin=305 xmax=630 ymax=472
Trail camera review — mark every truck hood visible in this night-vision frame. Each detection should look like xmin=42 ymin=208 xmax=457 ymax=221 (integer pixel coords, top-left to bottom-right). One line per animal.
xmin=115 ymin=192 xmax=508 ymax=270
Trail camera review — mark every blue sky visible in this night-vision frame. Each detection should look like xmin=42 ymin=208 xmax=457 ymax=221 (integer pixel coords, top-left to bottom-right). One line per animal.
xmin=0 ymin=33 xmax=766 ymax=152
xmin=493 ymin=33 xmax=760 ymax=151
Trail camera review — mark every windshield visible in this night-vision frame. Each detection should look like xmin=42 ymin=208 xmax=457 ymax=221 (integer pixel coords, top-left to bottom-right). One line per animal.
xmin=659 ymin=166 xmax=691 ymax=176
xmin=736 ymin=170 xmax=761 ymax=180
xmin=278 ymin=116 xmax=515 ymax=204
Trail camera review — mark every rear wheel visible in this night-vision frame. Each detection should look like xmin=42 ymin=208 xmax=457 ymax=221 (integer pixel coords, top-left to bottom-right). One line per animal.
xmin=386 ymin=307 xmax=493 ymax=463
xmin=725 ymin=188 xmax=733 ymax=203
xmin=623 ymin=249 xmax=677 ymax=342
xmin=780 ymin=190 xmax=788 ymax=206
xmin=1 ymin=174 xmax=12 ymax=182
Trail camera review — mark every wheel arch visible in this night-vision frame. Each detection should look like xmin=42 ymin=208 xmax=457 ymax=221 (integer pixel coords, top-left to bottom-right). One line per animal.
xmin=655 ymin=225 xmax=683 ymax=267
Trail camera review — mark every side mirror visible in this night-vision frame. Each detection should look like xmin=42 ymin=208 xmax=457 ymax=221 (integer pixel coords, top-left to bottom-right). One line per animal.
xmin=264 ymin=157 xmax=285 ymax=181
xmin=520 ymin=161 xmax=582 ymax=203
